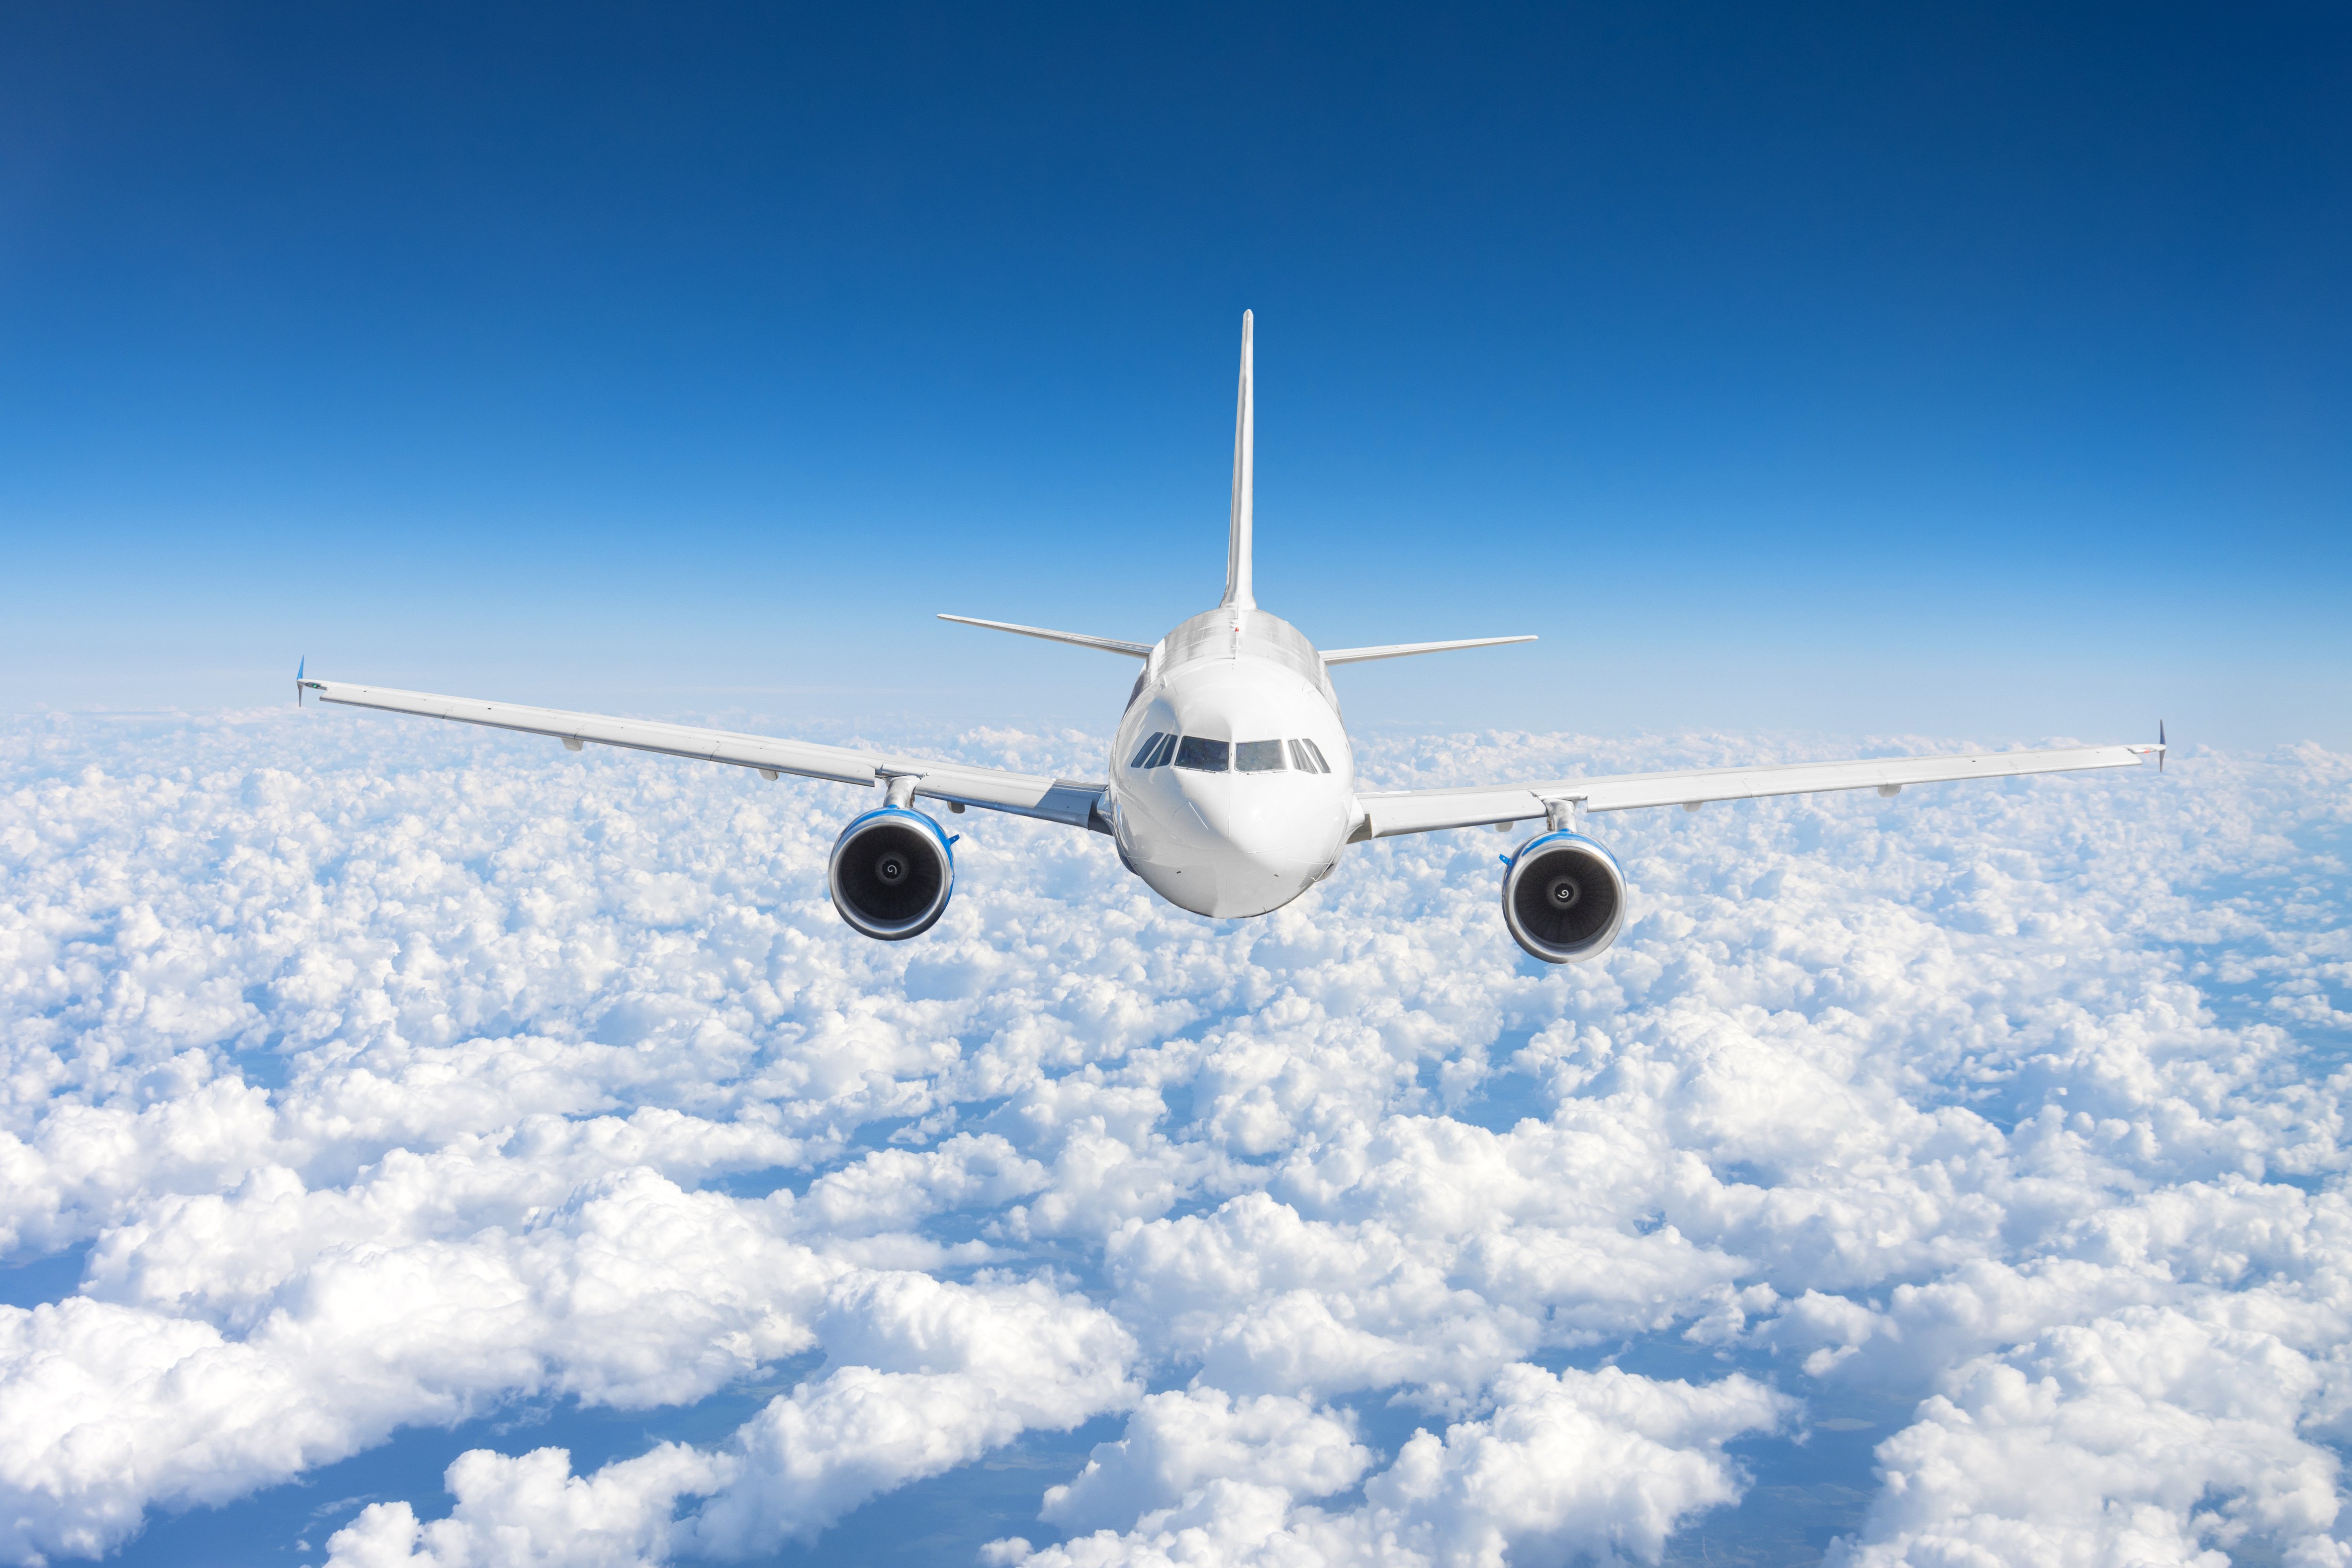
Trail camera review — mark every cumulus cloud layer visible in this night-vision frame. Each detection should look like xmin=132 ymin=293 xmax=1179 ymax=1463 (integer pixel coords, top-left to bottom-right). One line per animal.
xmin=1 ymin=709 xmax=2346 ymax=1566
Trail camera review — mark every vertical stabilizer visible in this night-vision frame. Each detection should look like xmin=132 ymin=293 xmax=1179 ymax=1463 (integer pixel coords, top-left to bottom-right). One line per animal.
xmin=1222 ymin=311 xmax=1255 ymax=609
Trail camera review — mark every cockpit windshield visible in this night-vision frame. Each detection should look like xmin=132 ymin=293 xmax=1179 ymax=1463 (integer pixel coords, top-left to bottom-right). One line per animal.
xmin=1174 ymin=736 xmax=1231 ymax=771
xmin=1130 ymin=734 xmax=1333 ymax=775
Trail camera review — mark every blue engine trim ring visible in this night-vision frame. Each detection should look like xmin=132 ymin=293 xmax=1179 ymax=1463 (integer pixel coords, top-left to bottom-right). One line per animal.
xmin=1502 ymin=827 xmax=1621 ymax=878
xmin=828 ymin=805 xmax=957 ymax=940
xmin=837 ymin=804 xmax=958 ymax=862
xmin=1499 ymin=829 xmax=1626 ymax=965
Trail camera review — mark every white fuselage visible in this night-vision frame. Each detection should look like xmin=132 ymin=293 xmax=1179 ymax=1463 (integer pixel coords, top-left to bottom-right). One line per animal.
xmin=1109 ymin=604 xmax=1358 ymax=918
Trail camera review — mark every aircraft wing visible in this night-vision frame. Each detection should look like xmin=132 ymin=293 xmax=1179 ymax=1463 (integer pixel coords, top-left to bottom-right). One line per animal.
xmin=1352 ymin=741 xmax=2162 ymax=839
xmin=298 ymin=677 xmax=1112 ymax=831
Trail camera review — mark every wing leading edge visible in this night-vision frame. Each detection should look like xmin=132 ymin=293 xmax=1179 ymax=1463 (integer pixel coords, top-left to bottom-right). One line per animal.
xmin=298 ymin=677 xmax=1112 ymax=831
xmin=1352 ymin=741 xmax=2163 ymax=839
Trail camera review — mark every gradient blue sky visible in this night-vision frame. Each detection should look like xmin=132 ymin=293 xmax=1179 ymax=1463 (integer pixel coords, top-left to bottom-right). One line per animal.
xmin=3 ymin=3 xmax=2346 ymax=747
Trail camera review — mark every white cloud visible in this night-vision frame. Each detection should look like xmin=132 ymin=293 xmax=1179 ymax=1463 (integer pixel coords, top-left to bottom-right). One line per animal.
xmin=1838 ymin=1308 xmax=2346 ymax=1567
xmin=1349 ymin=1363 xmax=1794 ymax=1567
xmin=0 ymin=1165 xmax=838 ymax=1563
xmin=326 ymin=1444 xmax=726 ymax=1568
xmin=2 ymin=713 xmax=2349 ymax=1565
xmin=1009 ymin=1363 xmax=1793 ymax=1568
xmin=1039 ymin=1388 xmax=1372 ymax=1535
xmin=682 ymin=1271 xmax=1139 ymax=1553
xmin=325 ymin=1272 xmax=1141 ymax=1566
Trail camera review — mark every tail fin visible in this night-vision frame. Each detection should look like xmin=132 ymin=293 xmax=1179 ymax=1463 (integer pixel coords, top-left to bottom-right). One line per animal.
xmin=1222 ymin=311 xmax=1255 ymax=609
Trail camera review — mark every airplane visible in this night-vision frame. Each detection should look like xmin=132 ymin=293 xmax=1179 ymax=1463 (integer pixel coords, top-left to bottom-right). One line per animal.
xmin=297 ymin=312 xmax=2165 ymax=964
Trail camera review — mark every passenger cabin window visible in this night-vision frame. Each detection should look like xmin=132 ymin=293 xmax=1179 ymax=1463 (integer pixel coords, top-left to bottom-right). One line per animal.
xmin=1234 ymin=740 xmax=1287 ymax=773
xmin=1174 ymin=736 xmax=1231 ymax=772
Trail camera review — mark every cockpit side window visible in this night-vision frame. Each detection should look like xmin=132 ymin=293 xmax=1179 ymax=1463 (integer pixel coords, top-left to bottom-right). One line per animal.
xmin=1148 ymin=733 xmax=1178 ymax=768
xmin=1174 ymin=736 xmax=1231 ymax=772
xmin=1130 ymin=731 xmax=1167 ymax=768
xmin=1287 ymin=739 xmax=1315 ymax=773
xmin=1234 ymin=740 xmax=1287 ymax=773
xmin=1298 ymin=738 xmax=1333 ymax=774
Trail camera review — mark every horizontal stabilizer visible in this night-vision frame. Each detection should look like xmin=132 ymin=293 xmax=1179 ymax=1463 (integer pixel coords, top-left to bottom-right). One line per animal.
xmin=938 ymin=614 xmax=1153 ymax=658
xmin=1323 ymin=635 xmax=1536 ymax=666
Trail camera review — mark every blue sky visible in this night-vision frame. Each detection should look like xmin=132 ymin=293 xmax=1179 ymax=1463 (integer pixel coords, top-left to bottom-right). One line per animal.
xmin=2 ymin=3 xmax=2346 ymax=748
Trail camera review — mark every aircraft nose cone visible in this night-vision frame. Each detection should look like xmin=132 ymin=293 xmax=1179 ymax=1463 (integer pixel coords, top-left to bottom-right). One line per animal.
xmin=1183 ymin=784 xmax=1311 ymax=868
xmin=1160 ymin=778 xmax=1335 ymax=918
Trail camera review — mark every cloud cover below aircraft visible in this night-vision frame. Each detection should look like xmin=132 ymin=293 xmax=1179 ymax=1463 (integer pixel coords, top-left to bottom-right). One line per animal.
xmin=297 ymin=314 xmax=2164 ymax=962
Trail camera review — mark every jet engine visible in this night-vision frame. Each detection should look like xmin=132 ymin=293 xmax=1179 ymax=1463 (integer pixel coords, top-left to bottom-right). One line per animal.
xmin=828 ymin=805 xmax=955 ymax=940
xmin=1501 ymin=829 xmax=1625 ymax=964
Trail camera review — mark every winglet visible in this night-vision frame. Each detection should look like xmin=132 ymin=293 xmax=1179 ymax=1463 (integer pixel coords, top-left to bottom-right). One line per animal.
xmin=295 ymin=655 xmax=305 ymax=707
xmin=2159 ymin=718 xmax=2166 ymax=774
xmin=1221 ymin=311 xmax=1255 ymax=610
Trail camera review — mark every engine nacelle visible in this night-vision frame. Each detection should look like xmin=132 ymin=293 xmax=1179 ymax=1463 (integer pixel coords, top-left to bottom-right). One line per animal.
xmin=828 ymin=806 xmax=955 ymax=940
xmin=1501 ymin=829 xmax=1626 ymax=964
